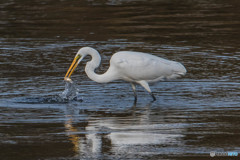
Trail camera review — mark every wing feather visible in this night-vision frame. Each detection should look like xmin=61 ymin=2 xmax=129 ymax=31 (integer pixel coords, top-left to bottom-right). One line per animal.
xmin=110 ymin=51 xmax=186 ymax=82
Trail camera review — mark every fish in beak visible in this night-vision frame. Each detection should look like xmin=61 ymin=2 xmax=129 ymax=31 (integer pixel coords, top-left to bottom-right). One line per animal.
xmin=64 ymin=54 xmax=82 ymax=82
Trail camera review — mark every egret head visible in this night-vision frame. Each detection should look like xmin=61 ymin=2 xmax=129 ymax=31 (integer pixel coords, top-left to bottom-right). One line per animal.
xmin=64 ymin=47 xmax=100 ymax=82
xmin=64 ymin=48 xmax=85 ymax=82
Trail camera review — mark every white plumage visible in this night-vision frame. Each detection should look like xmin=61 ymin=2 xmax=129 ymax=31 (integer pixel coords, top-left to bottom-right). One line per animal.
xmin=65 ymin=47 xmax=186 ymax=102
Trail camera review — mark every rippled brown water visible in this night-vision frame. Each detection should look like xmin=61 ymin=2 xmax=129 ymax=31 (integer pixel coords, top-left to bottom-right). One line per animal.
xmin=0 ymin=0 xmax=240 ymax=160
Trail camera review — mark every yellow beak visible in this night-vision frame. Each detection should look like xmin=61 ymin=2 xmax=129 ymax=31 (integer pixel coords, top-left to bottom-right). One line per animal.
xmin=64 ymin=55 xmax=81 ymax=81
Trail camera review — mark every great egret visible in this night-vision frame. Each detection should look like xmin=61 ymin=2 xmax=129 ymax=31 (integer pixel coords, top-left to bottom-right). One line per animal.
xmin=64 ymin=47 xmax=186 ymax=102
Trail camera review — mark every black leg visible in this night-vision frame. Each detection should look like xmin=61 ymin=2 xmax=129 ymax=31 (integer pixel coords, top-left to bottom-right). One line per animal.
xmin=150 ymin=92 xmax=156 ymax=102
xmin=134 ymin=95 xmax=137 ymax=104
xmin=131 ymin=83 xmax=137 ymax=103
xmin=137 ymin=81 xmax=157 ymax=102
xmin=134 ymin=92 xmax=137 ymax=102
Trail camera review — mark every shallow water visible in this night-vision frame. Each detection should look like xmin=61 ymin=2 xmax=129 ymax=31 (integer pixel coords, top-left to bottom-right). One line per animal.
xmin=0 ymin=0 xmax=240 ymax=160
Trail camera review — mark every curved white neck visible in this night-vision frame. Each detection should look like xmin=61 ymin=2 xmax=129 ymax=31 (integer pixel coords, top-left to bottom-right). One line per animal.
xmin=84 ymin=49 xmax=118 ymax=83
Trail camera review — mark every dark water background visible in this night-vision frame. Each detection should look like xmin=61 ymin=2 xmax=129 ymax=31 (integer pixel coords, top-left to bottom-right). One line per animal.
xmin=0 ymin=0 xmax=240 ymax=159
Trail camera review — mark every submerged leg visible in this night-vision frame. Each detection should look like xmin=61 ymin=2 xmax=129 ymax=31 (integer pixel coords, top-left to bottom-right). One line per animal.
xmin=138 ymin=81 xmax=156 ymax=102
xmin=131 ymin=83 xmax=137 ymax=103
xmin=150 ymin=92 xmax=156 ymax=101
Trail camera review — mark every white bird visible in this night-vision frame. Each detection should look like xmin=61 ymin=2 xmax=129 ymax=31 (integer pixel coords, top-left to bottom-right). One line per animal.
xmin=64 ymin=47 xmax=186 ymax=102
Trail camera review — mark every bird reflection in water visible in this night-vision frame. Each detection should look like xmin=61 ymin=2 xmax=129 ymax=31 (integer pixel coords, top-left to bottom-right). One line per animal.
xmin=64 ymin=103 xmax=184 ymax=159
xmin=65 ymin=118 xmax=81 ymax=153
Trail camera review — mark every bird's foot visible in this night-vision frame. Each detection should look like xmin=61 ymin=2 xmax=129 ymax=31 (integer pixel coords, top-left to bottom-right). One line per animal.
xmin=150 ymin=93 xmax=156 ymax=102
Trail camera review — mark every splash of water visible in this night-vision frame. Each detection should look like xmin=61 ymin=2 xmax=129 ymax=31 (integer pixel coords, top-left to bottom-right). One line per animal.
xmin=59 ymin=81 xmax=79 ymax=101
xmin=16 ymin=81 xmax=82 ymax=104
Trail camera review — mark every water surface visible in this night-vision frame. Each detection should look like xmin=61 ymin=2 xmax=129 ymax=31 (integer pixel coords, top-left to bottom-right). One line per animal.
xmin=0 ymin=0 xmax=240 ymax=159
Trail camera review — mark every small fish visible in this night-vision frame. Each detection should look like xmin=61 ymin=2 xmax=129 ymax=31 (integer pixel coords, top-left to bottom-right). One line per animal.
xmin=64 ymin=77 xmax=73 ymax=83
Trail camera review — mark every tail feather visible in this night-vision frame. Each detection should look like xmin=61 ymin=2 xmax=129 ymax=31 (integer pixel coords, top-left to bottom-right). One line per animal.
xmin=167 ymin=62 xmax=187 ymax=80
